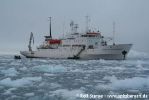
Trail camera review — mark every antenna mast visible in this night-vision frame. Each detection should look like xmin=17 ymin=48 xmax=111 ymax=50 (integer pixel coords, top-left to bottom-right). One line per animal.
xmin=48 ymin=17 xmax=52 ymax=39
xmin=70 ymin=21 xmax=74 ymax=34
xmin=113 ymin=21 xmax=115 ymax=45
xmin=85 ymin=16 xmax=90 ymax=33
xmin=62 ymin=22 xmax=65 ymax=38
xmin=74 ymin=24 xmax=78 ymax=33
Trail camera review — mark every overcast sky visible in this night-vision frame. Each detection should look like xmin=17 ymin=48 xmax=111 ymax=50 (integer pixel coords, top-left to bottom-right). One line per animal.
xmin=0 ymin=0 xmax=149 ymax=54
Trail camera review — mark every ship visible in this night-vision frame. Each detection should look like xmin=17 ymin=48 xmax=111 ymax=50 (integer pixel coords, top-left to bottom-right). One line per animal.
xmin=20 ymin=17 xmax=132 ymax=60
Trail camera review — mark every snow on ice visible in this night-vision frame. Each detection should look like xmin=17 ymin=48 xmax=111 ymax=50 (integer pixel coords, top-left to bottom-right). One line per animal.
xmin=0 ymin=77 xmax=42 ymax=87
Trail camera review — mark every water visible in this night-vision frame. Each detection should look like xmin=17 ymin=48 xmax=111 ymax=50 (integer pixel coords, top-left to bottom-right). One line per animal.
xmin=0 ymin=50 xmax=149 ymax=100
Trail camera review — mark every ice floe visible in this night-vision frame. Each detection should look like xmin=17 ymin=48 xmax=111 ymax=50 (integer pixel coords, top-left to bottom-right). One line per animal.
xmin=43 ymin=73 xmax=55 ymax=76
xmin=32 ymin=65 xmax=67 ymax=73
xmin=111 ymin=77 xmax=149 ymax=90
xmin=75 ymin=60 xmax=89 ymax=65
xmin=24 ymin=92 xmax=35 ymax=97
xmin=3 ymin=88 xmax=17 ymax=95
xmin=10 ymin=61 xmax=21 ymax=66
xmin=97 ymin=76 xmax=149 ymax=90
xmin=70 ymin=68 xmax=84 ymax=73
xmin=0 ymin=77 xmax=42 ymax=87
xmin=1 ymin=68 xmax=19 ymax=76
xmin=50 ymin=83 xmax=61 ymax=88
xmin=19 ymin=66 xmax=27 ymax=71
xmin=52 ymin=89 xmax=83 ymax=100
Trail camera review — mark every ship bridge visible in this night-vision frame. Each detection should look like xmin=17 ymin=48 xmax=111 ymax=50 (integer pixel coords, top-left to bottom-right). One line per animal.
xmin=61 ymin=31 xmax=103 ymax=49
xmin=81 ymin=32 xmax=101 ymax=37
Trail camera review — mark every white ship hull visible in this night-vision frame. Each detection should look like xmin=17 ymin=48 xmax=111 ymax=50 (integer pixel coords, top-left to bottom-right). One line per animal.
xmin=20 ymin=44 xmax=132 ymax=60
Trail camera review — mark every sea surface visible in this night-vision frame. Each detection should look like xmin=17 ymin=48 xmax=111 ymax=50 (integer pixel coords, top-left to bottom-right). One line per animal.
xmin=0 ymin=50 xmax=149 ymax=100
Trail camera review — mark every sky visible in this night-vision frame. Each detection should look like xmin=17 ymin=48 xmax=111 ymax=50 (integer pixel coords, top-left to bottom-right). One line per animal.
xmin=0 ymin=0 xmax=149 ymax=54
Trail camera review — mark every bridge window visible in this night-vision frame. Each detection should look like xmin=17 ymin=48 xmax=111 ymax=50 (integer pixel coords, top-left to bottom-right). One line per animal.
xmin=88 ymin=45 xmax=94 ymax=49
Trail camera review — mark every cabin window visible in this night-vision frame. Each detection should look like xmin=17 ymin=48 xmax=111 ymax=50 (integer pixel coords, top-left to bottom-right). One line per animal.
xmin=88 ymin=45 xmax=94 ymax=49
xmin=95 ymin=42 xmax=98 ymax=45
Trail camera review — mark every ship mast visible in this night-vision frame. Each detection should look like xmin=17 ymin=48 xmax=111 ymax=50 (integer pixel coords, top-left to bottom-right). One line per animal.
xmin=85 ymin=16 xmax=90 ymax=33
xmin=113 ymin=21 xmax=115 ymax=45
xmin=70 ymin=21 xmax=74 ymax=34
xmin=48 ymin=17 xmax=52 ymax=39
xmin=74 ymin=24 xmax=78 ymax=33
